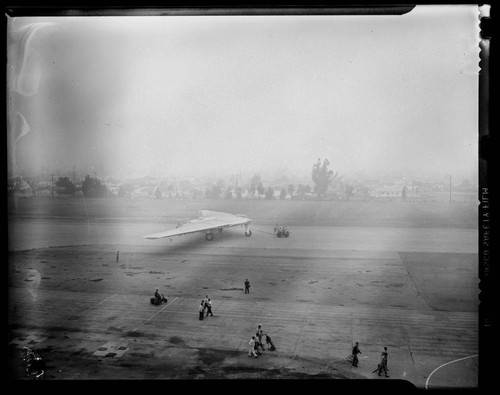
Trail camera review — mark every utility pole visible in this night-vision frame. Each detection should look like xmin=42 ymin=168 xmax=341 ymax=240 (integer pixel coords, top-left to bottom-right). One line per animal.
xmin=449 ymin=175 xmax=452 ymax=204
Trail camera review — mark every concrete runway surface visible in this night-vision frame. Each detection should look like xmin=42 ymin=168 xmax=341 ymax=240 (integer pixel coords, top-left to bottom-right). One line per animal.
xmin=8 ymin=217 xmax=478 ymax=388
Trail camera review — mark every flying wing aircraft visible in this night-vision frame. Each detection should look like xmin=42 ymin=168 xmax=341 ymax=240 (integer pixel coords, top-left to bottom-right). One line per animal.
xmin=144 ymin=210 xmax=252 ymax=241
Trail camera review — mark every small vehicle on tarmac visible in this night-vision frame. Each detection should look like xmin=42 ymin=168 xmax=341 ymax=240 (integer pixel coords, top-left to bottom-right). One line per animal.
xmin=150 ymin=290 xmax=168 ymax=305
xmin=274 ymin=225 xmax=290 ymax=238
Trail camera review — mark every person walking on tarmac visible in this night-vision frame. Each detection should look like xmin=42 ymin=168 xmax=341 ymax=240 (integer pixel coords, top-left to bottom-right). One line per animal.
xmin=264 ymin=333 xmax=276 ymax=351
xmin=244 ymin=279 xmax=250 ymax=294
xmin=248 ymin=336 xmax=258 ymax=358
xmin=373 ymin=347 xmax=389 ymax=377
xmin=205 ymin=298 xmax=214 ymax=317
xmin=351 ymin=342 xmax=362 ymax=367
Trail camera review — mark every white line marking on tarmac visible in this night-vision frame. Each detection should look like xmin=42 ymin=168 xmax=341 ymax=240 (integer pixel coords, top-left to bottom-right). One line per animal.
xmin=130 ymin=297 xmax=179 ymax=333
xmin=400 ymin=318 xmax=414 ymax=364
xmin=425 ymin=354 xmax=478 ymax=390
xmin=291 ymin=303 xmax=309 ymax=359
xmin=95 ymin=293 xmax=118 ymax=306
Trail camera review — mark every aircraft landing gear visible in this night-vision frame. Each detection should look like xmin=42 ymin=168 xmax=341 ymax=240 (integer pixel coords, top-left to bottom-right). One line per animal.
xmin=245 ymin=230 xmax=252 ymax=237
xmin=205 ymin=233 xmax=214 ymax=241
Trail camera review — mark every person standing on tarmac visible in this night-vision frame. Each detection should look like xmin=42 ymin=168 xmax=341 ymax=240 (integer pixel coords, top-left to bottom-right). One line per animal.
xmin=198 ymin=300 xmax=205 ymax=320
xmin=202 ymin=294 xmax=209 ymax=314
xmin=244 ymin=279 xmax=250 ymax=294
xmin=256 ymin=324 xmax=264 ymax=348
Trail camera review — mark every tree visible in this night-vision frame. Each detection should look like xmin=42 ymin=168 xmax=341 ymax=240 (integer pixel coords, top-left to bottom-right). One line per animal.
xmin=279 ymin=187 xmax=287 ymax=200
xmin=205 ymin=184 xmax=221 ymax=199
xmin=192 ymin=189 xmax=202 ymax=199
xmin=55 ymin=177 xmax=76 ymax=195
xmin=345 ymin=184 xmax=354 ymax=201
xmin=402 ymin=186 xmax=408 ymax=201
xmin=257 ymin=182 xmax=265 ymax=198
xmin=297 ymin=184 xmax=308 ymax=196
xmin=206 ymin=179 xmax=225 ymax=199
xmin=235 ymin=186 xmax=242 ymax=199
xmin=251 ymin=174 xmax=262 ymax=187
xmin=82 ymin=175 xmax=108 ymax=197
xmin=249 ymin=184 xmax=256 ymax=198
xmin=265 ymin=187 xmax=274 ymax=200
xmin=155 ymin=186 xmax=162 ymax=199
xmin=287 ymin=184 xmax=295 ymax=198
xmin=225 ymin=187 xmax=233 ymax=199
xmin=312 ymin=158 xmax=338 ymax=198
xmin=249 ymin=174 xmax=262 ymax=198
xmin=117 ymin=184 xmax=134 ymax=197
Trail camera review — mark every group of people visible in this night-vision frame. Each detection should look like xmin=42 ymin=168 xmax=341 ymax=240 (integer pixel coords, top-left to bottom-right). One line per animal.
xmin=248 ymin=324 xmax=276 ymax=358
xmin=273 ymin=224 xmax=289 ymax=237
xmin=198 ymin=294 xmax=214 ymax=320
xmin=154 ymin=284 xmax=387 ymax=376
xmin=350 ymin=342 xmax=389 ymax=378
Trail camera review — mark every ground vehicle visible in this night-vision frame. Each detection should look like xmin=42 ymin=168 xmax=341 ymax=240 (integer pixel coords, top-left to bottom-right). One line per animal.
xmin=150 ymin=295 xmax=168 ymax=305
xmin=275 ymin=225 xmax=290 ymax=238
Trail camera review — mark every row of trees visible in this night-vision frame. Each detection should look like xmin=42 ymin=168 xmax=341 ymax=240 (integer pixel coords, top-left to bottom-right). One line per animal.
xmin=50 ymin=158 xmax=340 ymax=200
xmin=312 ymin=158 xmax=340 ymax=197
xmin=54 ymin=175 xmax=108 ymax=197
xmin=201 ymin=159 xmax=337 ymax=200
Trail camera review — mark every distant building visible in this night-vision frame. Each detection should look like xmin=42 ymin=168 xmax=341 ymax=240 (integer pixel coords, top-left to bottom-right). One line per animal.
xmin=370 ymin=185 xmax=403 ymax=199
xmin=105 ymin=183 xmax=120 ymax=196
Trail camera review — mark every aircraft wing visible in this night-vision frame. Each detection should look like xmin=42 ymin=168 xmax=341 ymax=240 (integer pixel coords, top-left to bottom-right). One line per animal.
xmin=144 ymin=211 xmax=251 ymax=240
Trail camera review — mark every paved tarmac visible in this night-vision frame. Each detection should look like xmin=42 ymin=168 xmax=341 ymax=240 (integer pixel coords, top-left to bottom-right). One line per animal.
xmin=8 ymin=218 xmax=478 ymax=387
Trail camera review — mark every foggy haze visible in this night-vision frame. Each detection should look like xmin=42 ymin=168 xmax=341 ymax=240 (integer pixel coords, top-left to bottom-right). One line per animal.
xmin=7 ymin=6 xmax=480 ymax=182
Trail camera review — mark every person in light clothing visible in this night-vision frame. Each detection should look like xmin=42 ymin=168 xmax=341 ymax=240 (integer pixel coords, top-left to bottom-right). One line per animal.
xmin=248 ymin=336 xmax=258 ymax=358
xmin=256 ymin=324 xmax=264 ymax=349
xmin=198 ymin=301 xmax=204 ymax=320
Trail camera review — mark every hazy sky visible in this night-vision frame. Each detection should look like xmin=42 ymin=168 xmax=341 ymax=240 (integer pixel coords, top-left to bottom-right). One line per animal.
xmin=7 ymin=5 xmax=481 ymax=181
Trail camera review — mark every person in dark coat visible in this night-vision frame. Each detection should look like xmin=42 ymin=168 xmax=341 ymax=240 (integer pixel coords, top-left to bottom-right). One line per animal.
xmin=205 ymin=298 xmax=213 ymax=317
xmin=351 ymin=342 xmax=362 ymax=367
xmin=264 ymin=333 xmax=276 ymax=351
xmin=373 ymin=347 xmax=389 ymax=377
